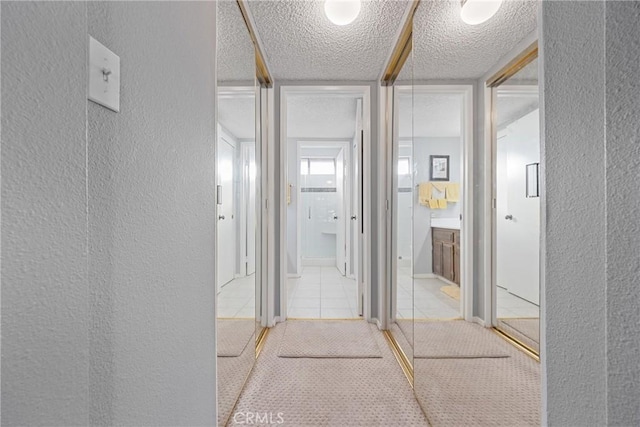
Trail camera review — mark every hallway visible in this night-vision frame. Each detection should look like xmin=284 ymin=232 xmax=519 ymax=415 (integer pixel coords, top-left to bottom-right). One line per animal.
xmin=226 ymin=320 xmax=540 ymax=426
xmin=227 ymin=320 xmax=428 ymax=426
xmin=3 ymin=1 xmax=639 ymax=426
xmin=287 ymin=267 xmax=358 ymax=319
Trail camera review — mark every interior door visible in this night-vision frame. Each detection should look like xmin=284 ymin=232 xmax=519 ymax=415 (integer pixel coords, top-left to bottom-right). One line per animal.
xmin=496 ymin=110 xmax=540 ymax=305
xmin=335 ymin=148 xmax=346 ymax=275
xmin=217 ymin=137 xmax=235 ymax=289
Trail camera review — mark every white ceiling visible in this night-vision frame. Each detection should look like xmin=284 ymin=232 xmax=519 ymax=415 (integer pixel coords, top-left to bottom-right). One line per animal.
xmin=246 ymin=0 xmax=411 ymax=80
xmin=398 ymin=92 xmax=463 ymax=138
xmin=287 ymin=95 xmax=359 ymax=139
xmin=217 ymin=1 xmax=256 ymax=83
xmin=218 ymin=94 xmax=256 ymax=140
xmin=411 ymin=0 xmax=538 ymax=80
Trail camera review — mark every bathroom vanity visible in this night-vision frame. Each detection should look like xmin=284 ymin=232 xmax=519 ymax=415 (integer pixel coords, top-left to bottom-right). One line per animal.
xmin=431 ymin=224 xmax=460 ymax=286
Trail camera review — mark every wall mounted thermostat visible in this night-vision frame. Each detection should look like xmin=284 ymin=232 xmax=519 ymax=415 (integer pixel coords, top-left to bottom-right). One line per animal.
xmin=88 ymin=36 xmax=120 ymax=112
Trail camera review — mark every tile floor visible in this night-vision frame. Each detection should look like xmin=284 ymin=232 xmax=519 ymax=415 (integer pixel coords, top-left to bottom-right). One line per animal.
xmin=496 ymin=287 xmax=539 ymax=318
xmin=287 ymin=266 xmax=359 ymax=319
xmin=396 ymin=267 xmax=461 ymax=320
xmin=217 ymin=274 xmax=255 ymax=319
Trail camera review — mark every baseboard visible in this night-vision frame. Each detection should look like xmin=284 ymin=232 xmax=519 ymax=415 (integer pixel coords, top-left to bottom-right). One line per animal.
xmin=434 ymin=276 xmax=458 ymax=287
xmin=472 ymin=316 xmax=487 ymax=327
xmin=413 ymin=273 xmax=436 ymax=279
xmin=302 ymin=257 xmax=336 ymax=267
xmin=373 ymin=318 xmax=382 ymax=330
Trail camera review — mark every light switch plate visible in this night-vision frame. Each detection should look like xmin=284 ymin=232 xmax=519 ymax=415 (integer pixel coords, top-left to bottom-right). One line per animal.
xmin=88 ymin=36 xmax=120 ymax=112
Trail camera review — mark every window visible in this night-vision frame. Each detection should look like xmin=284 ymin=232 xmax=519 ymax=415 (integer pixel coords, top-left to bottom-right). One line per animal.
xmin=300 ymin=158 xmax=336 ymax=176
xmin=398 ymin=157 xmax=411 ymax=175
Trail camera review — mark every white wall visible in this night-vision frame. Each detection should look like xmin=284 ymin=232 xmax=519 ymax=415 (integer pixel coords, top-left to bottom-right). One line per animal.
xmin=1 ymin=3 xmax=89 ymax=425
xmin=605 ymin=2 xmax=640 ymax=424
xmin=2 ymin=3 xmax=218 ymax=426
xmin=541 ymin=1 xmax=606 ymax=424
xmin=86 ymin=3 xmax=217 ymax=425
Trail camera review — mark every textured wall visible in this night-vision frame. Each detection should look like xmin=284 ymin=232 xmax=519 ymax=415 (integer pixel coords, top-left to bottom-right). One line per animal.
xmin=605 ymin=2 xmax=640 ymax=424
xmin=87 ymin=2 xmax=217 ymax=425
xmin=541 ymin=2 xmax=607 ymax=425
xmin=1 ymin=3 xmax=90 ymax=425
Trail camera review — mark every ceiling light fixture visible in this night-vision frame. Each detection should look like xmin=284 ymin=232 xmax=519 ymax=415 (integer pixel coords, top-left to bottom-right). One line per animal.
xmin=460 ymin=0 xmax=503 ymax=25
xmin=324 ymin=0 xmax=361 ymax=26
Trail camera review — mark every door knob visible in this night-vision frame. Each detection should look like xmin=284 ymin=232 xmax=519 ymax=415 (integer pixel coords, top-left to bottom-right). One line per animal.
xmin=333 ymin=215 xmax=338 ymax=220
xmin=505 ymin=214 xmax=513 ymax=220
xmin=218 ymin=215 xmax=226 ymax=220
xmin=351 ymin=216 xmax=357 ymax=220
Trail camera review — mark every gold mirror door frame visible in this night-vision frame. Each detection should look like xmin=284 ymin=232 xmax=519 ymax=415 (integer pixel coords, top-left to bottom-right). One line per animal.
xmin=488 ymin=42 xmax=541 ymax=359
xmin=216 ymin=1 xmax=272 ymax=425
xmin=381 ymin=2 xmax=418 ymax=387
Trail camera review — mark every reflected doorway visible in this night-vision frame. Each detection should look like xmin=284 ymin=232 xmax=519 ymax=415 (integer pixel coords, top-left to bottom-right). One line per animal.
xmin=491 ymin=50 xmax=541 ymax=354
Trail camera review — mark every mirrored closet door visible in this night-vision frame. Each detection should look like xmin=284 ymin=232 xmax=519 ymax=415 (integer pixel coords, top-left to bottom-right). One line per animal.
xmin=216 ymin=1 xmax=263 ymax=425
xmin=387 ymin=28 xmax=415 ymax=382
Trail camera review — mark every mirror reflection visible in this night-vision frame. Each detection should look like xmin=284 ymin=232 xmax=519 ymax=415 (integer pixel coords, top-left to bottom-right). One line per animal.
xmin=405 ymin=1 xmax=540 ymax=425
xmin=494 ymin=57 xmax=540 ymax=353
xmin=216 ymin=1 xmax=258 ymax=425
xmin=389 ymin=53 xmax=414 ymax=377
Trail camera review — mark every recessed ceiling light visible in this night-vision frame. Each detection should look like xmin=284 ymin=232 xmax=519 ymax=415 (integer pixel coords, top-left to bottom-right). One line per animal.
xmin=460 ymin=0 xmax=503 ymax=25
xmin=324 ymin=0 xmax=361 ymax=26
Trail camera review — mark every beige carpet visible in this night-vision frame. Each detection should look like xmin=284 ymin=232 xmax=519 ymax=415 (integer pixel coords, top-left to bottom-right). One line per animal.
xmin=229 ymin=321 xmax=428 ymax=426
xmin=218 ymin=332 xmax=255 ymax=425
xmin=218 ymin=319 xmax=256 ymax=357
xmin=390 ymin=321 xmax=414 ymax=362
xmin=499 ymin=318 xmax=540 ymax=353
xmin=414 ymin=337 xmax=540 ymax=426
xmin=440 ymin=285 xmax=460 ymax=301
xmin=278 ymin=320 xmax=382 ymax=358
xmin=414 ymin=320 xmax=510 ymax=358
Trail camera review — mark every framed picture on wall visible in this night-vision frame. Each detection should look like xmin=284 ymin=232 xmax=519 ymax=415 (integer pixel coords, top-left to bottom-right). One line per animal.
xmin=430 ymin=155 xmax=450 ymax=181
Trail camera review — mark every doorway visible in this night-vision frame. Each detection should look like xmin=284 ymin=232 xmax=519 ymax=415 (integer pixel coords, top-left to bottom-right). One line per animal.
xmin=280 ymin=87 xmax=370 ymax=320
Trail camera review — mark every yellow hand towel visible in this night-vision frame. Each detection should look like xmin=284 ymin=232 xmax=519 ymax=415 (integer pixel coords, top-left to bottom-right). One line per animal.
xmin=428 ymin=199 xmax=439 ymax=209
xmin=431 ymin=182 xmax=447 ymax=193
xmin=437 ymin=199 xmax=448 ymax=209
xmin=418 ymin=183 xmax=432 ymax=206
xmin=445 ymin=183 xmax=460 ymax=202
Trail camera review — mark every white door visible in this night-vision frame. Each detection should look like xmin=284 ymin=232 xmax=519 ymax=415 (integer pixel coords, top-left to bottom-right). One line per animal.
xmin=245 ymin=144 xmax=256 ymax=275
xmin=335 ymin=148 xmax=346 ymax=275
xmin=496 ymin=109 xmax=540 ymax=304
xmin=217 ymin=138 xmax=235 ymax=290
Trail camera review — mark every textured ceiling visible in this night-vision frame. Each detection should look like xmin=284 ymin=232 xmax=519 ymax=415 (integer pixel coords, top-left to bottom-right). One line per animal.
xmin=247 ymin=0 xmax=411 ymax=80
xmin=287 ymin=95 xmax=359 ymax=138
xmin=398 ymin=92 xmax=463 ymax=138
xmin=219 ymin=94 xmax=256 ymax=140
xmin=217 ymin=1 xmax=255 ymax=83
xmin=412 ymin=0 xmax=538 ymax=80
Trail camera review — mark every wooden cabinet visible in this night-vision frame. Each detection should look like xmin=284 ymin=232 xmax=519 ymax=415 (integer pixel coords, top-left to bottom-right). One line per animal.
xmin=432 ymin=227 xmax=460 ymax=285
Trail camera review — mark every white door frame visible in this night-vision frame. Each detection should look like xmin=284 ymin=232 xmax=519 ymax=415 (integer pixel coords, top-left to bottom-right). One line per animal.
xmin=279 ymin=85 xmax=372 ymax=322
xmin=386 ymin=84 xmax=474 ymax=324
